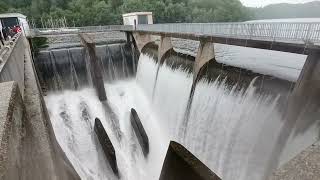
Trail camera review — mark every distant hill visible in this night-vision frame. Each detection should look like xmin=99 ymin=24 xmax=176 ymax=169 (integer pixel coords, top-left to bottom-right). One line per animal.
xmin=251 ymin=1 xmax=320 ymax=20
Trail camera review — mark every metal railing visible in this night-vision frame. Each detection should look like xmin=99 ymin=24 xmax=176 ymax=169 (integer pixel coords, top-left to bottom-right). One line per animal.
xmin=0 ymin=33 xmax=21 ymax=65
xmin=31 ymin=22 xmax=320 ymax=44
xmin=136 ymin=23 xmax=320 ymax=44
xmin=32 ymin=25 xmax=133 ymax=36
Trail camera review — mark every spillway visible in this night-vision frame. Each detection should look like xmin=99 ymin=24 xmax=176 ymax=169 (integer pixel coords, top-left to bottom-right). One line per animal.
xmin=36 ymin=40 xmax=318 ymax=180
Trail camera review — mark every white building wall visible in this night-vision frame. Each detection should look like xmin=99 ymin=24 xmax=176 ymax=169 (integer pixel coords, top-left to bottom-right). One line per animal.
xmin=18 ymin=17 xmax=30 ymax=37
xmin=123 ymin=12 xmax=153 ymax=26
xmin=147 ymin=15 xmax=153 ymax=24
xmin=123 ymin=15 xmax=138 ymax=26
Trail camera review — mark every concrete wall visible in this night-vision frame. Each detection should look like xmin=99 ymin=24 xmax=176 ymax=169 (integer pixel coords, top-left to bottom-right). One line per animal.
xmin=159 ymin=141 xmax=221 ymax=180
xmin=0 ymin=34 xmax=25 ymax=97
xmin=0 ymin=33 xmax=80 ymax=179
xmin=270 ymin=141 xmax=320 ymax=180
xmin=0 ymin=82 xmax=23 ymax=180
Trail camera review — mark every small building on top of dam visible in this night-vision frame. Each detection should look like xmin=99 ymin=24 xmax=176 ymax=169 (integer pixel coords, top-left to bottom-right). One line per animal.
xmin=0 ymin=13 xmax=30 ymax=37
xmin=122 ymin=12 xmax=153 ymax=27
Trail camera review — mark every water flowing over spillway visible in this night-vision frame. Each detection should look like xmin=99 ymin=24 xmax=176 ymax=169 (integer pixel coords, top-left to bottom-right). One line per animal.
xmin=43 ymin=47 xmax=317 ymax=180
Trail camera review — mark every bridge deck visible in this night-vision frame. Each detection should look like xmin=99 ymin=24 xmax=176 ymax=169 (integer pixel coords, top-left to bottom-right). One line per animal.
xmin=32 ymin=22 xmax=320 ymax=54
xmin=128 ymin=23 xmax=320 ymax=55
xmin=128 ymin=30 xmax=320 ymax=55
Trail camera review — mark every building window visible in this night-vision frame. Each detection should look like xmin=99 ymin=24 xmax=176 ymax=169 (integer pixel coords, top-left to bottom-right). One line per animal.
xmin=138 ymin=15 xmax=148 ymax=24
xmin=1 ymin=17 xmax=19 ymax=28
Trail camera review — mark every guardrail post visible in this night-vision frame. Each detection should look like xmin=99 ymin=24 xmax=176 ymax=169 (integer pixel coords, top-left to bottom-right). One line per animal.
xmin=305 ymin=23 xmax=313 ymax=42
xmin=79 ymin=33 xmax=107 ymax=101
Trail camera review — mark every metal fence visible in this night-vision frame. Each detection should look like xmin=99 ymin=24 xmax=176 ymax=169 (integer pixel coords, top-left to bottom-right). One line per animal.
xmin=32 ymin=25 xmax=133 ymax=36
xmin=31 ymin=23 xmax=320 ymax=44
xmin=136 ymin=23 xmax=320 ymax=44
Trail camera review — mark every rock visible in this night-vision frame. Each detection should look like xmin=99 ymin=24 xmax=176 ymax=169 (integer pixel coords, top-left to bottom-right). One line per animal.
xmin=94 ymin=118 xmax=119 ymax=176
xmin=130 ymin=108 xmax=149 ymax=156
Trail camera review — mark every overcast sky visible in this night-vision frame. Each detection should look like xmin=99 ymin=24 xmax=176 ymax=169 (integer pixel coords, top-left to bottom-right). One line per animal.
xmin=240 ymin=0 xmax=318 ymax=7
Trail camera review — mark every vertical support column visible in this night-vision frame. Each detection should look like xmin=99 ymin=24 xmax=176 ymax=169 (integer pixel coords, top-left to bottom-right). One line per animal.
xmin=79 ymin=33 xmax=107 ymax=101
xmin=181 ymin=40 xmax=215 ymax=138
xmin=193 ymin=40 xmax=215 ymax=83
xmin=126 ymin=32 xmax=139 ymax=74
xmin=264 ymin=49 xmax=320 ymax=180
xmin=132 ymin=32 xmax=152 ymax=52
xmin=158 ymin=36 xmax=174 ymax=64
xmin=152 ymin=35 xmax=174 ymax=100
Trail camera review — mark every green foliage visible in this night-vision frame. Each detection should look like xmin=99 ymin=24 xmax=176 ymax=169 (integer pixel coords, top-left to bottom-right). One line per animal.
xmin=30 ymin=37 xmax=49 ymax=55
xmin=0 ymin=0 xmax=251 ymax=26
xmin=251 ymin=1 xmax=320 ymax=20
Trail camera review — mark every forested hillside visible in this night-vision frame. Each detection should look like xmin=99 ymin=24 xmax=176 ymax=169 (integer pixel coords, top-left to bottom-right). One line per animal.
xmin=0 ymin=0 xmax=250 ymax=26
xmin=251 ymin=1 xmax=320 ymax=20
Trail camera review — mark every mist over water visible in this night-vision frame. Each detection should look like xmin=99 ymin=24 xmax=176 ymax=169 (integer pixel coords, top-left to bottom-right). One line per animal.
xmin=43 ymin=47 xmax=317 ymax=180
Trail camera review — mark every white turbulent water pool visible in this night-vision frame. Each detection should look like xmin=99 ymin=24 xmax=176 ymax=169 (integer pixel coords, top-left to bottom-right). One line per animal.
xmin=46 ymin=53 xmax=316 ymax=180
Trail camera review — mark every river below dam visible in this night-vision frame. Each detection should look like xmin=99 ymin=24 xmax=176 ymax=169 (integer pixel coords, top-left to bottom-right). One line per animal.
xmin=39 ymin=35 xmax=319 ymax=180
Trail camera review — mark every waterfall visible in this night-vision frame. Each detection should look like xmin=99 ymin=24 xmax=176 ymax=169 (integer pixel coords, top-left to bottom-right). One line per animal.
xmin=35 ymin=43 xmax=136 ymax=92
xmin=42 ymin=44 xmax=318 ymax=180
xmin=134 ymin=53 xmax=310 ymax=180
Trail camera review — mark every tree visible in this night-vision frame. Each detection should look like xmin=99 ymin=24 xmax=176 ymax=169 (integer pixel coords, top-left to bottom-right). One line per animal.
xmin=0 ymin=0 xmax=251 ymax=27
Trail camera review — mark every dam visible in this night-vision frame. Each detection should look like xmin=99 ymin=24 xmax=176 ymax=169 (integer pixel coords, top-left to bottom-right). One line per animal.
xmin=0 ymin=22 xmax=320 ymax=180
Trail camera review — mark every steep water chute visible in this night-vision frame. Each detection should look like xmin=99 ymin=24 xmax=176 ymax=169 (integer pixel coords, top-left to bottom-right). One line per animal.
xmin=134 ymin=53 xmax=294 ymax=180
xmin=41 ymin=42 xmax=315 ymax=180
xmin=36 ymin=43 xmax=135 ymax=92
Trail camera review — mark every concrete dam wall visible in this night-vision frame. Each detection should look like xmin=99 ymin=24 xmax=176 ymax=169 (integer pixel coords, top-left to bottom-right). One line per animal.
xmin=1 ymin=30 xmax=319 ymax=180
xmin=0 ymin=34 xmax=80 ymax=180
xmin=35 ymin=43 xmax=137 ymax=93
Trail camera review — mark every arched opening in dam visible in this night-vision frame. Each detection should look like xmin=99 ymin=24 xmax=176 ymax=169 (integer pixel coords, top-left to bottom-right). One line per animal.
xmin=33 ymin=34 xmax=318 ymax=180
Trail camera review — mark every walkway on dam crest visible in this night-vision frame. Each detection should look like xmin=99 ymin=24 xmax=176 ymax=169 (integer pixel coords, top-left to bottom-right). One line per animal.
xmin=33 ymin=22 xmax=320 ymax=53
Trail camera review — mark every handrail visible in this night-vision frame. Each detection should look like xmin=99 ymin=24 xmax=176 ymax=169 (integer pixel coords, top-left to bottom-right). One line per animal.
xmin=32 ymin=25 xmax=134 ymax=36
xmin=135 ymin=23 xmax=320 ymax=44
xmin=30 ymin=22 xmax=320 ymax=44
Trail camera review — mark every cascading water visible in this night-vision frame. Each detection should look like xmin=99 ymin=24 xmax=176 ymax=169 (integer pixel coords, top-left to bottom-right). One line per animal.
xmin=39 ymin=41 xmax=318 ymax=180
xmin=36 ymin=43 xmax=135 ymax=92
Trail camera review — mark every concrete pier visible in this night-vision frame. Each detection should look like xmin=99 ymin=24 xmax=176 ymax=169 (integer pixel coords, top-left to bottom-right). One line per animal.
xmin=130 ymin=108 xmax=149 ymax=156
xmin=193 ymin=40 xmax=215 ymax=82
xmin=159 ymin=141 xmax=221 ymax=180
xmin=270 ymin=142 xmax=320 ymax=180
xmin=94 ymin=118 xmax=119 ymax=176
xmin=132 ymin=32 xmax=152 ymax=52
xmin=262 ymin=49 xmax=320 ymax=180
xmin=79 ymin=33 xmax=107 ymax=101
xmin=158 ymin=36 xmax=174 ymax=64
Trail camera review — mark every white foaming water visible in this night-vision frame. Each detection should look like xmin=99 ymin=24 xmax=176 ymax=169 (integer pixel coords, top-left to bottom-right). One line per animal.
xmin=46 ymin=53 xmax=316 ymax=180
xmin=136 ymin=54 xmax=286 ymax=180
xmin=45 ymin=78 xmax=169 ymax=180
xmin=184 ymin=79 xmax=284 ymax=180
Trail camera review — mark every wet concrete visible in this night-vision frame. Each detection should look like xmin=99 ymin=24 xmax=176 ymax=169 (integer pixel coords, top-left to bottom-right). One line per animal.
xmin=0 ymin=34 xmax=80 ymax=179
xmin=159 ymin=141 xmax=221 ymax=180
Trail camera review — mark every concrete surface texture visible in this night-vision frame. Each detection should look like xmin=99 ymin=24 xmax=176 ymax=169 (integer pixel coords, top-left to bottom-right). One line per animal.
xmin=45 ymin=31 xmax=126 ymax=49
xmin=0 ymin=34 xmax=80 ymax=179
xmin=0 ymin=34 xmax=25 ymax=97
xmin=21 ymin=38 xmax=80 ymax=180
xmin=79 ymin=33 xmax=107 ymax=101
xmin=159 ymin=141 xmax=221 ymax=180
xmin=0 ymin=81 xmax=23 ymax=180
xmin=270 ymin=142 xmax=320 ymax=180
